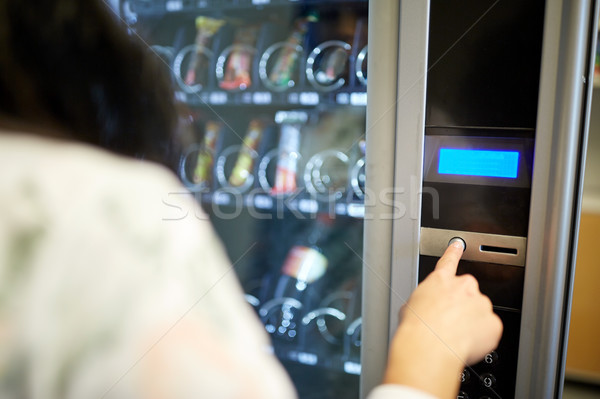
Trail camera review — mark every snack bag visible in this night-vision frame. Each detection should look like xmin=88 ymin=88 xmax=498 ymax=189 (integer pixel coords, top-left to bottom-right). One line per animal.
xmin=220 ymin=25 xmax=260 ymax=90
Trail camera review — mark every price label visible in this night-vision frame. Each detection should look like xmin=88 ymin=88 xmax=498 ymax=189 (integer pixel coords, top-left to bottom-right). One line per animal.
xmin=347 ymin=203 xmax=365 ymax=218
xmin=350 ymin=92 xmax=368 ymax=106
xmin=254 ymin=195 xmax=273 ymax=210
xmin=212 ymin=192 xmax=231 ymax=206
xmin=165 ymin=0 xmax=183 ymax=11
xmin=287 ymin=92 xmax=299 ymax=104
xmin=298 ymin=199 xmax=318 ymax=214
xmin=240 ymin=92 xmax=252 ymax=104
xmin=209 ymin=91 xmax=228 ymax=104
xmin=344 ymin=361 xmax=361 ymax=375
xmin=336 ymin=92 xmax=350 ymax=105
xmin=335 ymin=203 xmax=347 ymax=215
xmin=253 ymin=92 xmax=272 ymax=105
xmin=299 ymin=92 xmax=319 ymax=105
xmin=296 ymin=352 xmax=318 ymax=366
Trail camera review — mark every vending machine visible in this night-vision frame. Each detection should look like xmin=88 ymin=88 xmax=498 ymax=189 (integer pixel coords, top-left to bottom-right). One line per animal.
xmin=363 ymin=0 xmax=599 ymax=399
xmin=120 ymin=0 xmax=598 ymax=398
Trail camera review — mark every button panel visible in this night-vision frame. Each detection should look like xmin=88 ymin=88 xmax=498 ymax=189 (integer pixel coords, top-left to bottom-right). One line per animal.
xmin=480 ymin=373 xmax=496 ymax=389
xmin=483 ymin=351 xmax=499 ymax=366
xmin=420 ymin=227 xmax=527 ymax=267
xmin=451 ymin=310 xmax=520 ymax=398
xmin=460 ymin=369 xmax=471 ymax=384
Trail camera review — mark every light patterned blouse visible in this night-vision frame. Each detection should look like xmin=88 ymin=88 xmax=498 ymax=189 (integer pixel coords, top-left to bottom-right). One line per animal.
xmin=0 ymin=132 xmax=436 ymax=399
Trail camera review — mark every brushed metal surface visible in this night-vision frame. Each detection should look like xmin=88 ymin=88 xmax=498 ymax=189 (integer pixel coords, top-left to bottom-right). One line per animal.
xmin=420 ymin=227 xmax=527 ymax=266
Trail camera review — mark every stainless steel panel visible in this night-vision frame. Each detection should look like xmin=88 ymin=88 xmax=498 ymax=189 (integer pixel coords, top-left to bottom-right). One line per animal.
xmin=360 ymin=1 xmax=400 ymax=397
xmin=388 ymin=0 xmax=430 ymax=334
xmin=559 ymin=0 xmax=600 ymax=393
xmin=420 ymin=227 xmax=527 ymax=267
xmin=516 ymin=0 xmax=598 ymax=397
xmin=361 ymin=0 xmax=430 ymax=398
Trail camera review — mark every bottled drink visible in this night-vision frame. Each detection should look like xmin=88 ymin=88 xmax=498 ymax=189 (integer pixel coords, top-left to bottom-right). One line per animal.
xmin=261 ymin=214 xmax=334 ymax=341
xmin=271 ymin=110 xmax=307 ymax=195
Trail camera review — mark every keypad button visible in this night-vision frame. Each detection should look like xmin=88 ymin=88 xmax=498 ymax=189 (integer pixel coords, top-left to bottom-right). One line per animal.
xmin=457 ymin=391 xmax=469 ymax=399
xmin=483 ymin=350 xmax=499 ymax=366
xmin=480 ymin=373 xmax=496 ymax=389
xmin=460 ymin=369 xmax=471 ymax=384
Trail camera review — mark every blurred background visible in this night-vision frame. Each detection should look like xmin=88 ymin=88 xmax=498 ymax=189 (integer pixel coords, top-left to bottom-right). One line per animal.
xmin=563 ymin=21 xmax=600 ymax=399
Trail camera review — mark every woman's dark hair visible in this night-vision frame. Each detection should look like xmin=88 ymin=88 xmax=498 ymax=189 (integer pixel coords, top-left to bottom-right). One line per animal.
xmin=0 ymin=0 xmax=179 ymax=168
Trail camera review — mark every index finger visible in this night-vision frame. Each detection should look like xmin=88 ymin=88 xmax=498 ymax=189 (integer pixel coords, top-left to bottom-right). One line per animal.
xmin=434 ymin=240 xmax=465 ymax=276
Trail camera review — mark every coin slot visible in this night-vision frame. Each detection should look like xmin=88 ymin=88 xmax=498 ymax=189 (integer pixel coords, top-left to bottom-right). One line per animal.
xmin=480 ymin=244 xmax=518 ymax=255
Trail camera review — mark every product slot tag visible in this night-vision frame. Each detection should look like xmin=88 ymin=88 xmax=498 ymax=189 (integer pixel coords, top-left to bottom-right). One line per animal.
xmin=350 ymin=92 xmax=367 ymax=106
xmin=344 ymin=361 xmax=361 ymax=375
xmin=253 ymin=91 xmax=272 ymax=104
xmin=209 ymin=92 xmax=228 ymax=104
xmin=165 ymin=0 xmax=183 ymax=12
xmin=299 ymin=92 xmax=319 ymax=105
xmin=347 ymin=203 xmax=365 ymax=218
xmin=335 ymin=203 xmax=347 ymax=215
xmin=254 ymin=195 xmax=273 ymax=209
xmin=213 ymin=191 xmax=231 ymax=206
xmin=289 ymin=351 xmax=318 ymax=366
xmin=336 ymin=92 xmax=350 ymax=104
xmin=298 ymin=199 xmax=318 ymax=214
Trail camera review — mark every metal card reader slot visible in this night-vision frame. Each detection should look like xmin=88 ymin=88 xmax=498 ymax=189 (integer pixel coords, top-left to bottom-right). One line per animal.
xmin=420 ymin=227 xmax=527 ymax=267
xmin=480 ymin=244 xmax=518 ymax=255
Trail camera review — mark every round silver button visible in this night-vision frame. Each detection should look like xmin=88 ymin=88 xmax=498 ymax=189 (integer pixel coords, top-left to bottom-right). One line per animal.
xmin=448 ymin=237 xmax=467 ymax=251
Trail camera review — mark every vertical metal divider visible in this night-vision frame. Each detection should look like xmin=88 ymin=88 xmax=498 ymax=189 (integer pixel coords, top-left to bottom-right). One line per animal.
xmin=360 ymin=1 xmax=400 ymax=397
xmin=388 ymin=0 xmax=430 ymax=354
xmin=360 ymin=1 xmax=430 ymax=398
xmin=516 ymin=0 xmax=598 ymax=397
xmin=558 ymin=0 xmax=600 ymax=394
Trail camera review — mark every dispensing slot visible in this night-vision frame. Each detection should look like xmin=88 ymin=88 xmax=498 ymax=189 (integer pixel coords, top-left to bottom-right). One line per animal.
xmin=480 ymin=245 xmax=518 ymax=255
xmin=420 ymin=227 xmax=527 ymax=267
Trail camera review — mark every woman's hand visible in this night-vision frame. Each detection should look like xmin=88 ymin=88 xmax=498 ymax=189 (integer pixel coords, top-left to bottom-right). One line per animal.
xmin=383 ymin=241 xmax=503 ymax=399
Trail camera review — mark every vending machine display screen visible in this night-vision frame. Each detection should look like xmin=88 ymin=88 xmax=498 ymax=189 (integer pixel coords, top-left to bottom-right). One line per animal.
xmin=423 ymin=136 xmax=533 ymax=188
xmin=437 ymin=148 xmax=520 ymax=179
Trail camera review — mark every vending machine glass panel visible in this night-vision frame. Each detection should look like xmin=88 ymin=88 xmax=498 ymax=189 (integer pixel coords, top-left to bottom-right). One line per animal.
xmin=124 ymin=1 xmax=368 ymax=397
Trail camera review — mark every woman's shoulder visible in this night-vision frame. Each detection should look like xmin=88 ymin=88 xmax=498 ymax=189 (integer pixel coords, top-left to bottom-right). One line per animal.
xmin=0 ymin=131 xmax=179 ymax=189
xmin=0 ymin=130 xmax=214 ymax=280
xmin=0 ymin=131 xmax=190 ymax=221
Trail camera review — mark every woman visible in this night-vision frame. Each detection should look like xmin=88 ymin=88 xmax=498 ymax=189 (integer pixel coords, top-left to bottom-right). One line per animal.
xmin=0 ymin=1 xmax=501 ymax=398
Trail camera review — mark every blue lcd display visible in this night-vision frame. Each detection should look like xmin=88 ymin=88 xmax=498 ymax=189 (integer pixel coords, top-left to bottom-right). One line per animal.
xmin=438 ymin=148 xmax=520 ymax=178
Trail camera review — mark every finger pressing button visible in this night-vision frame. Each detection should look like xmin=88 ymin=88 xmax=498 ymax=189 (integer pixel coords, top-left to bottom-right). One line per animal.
xmin=448 ymin=237 xmax=466 ymax=251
